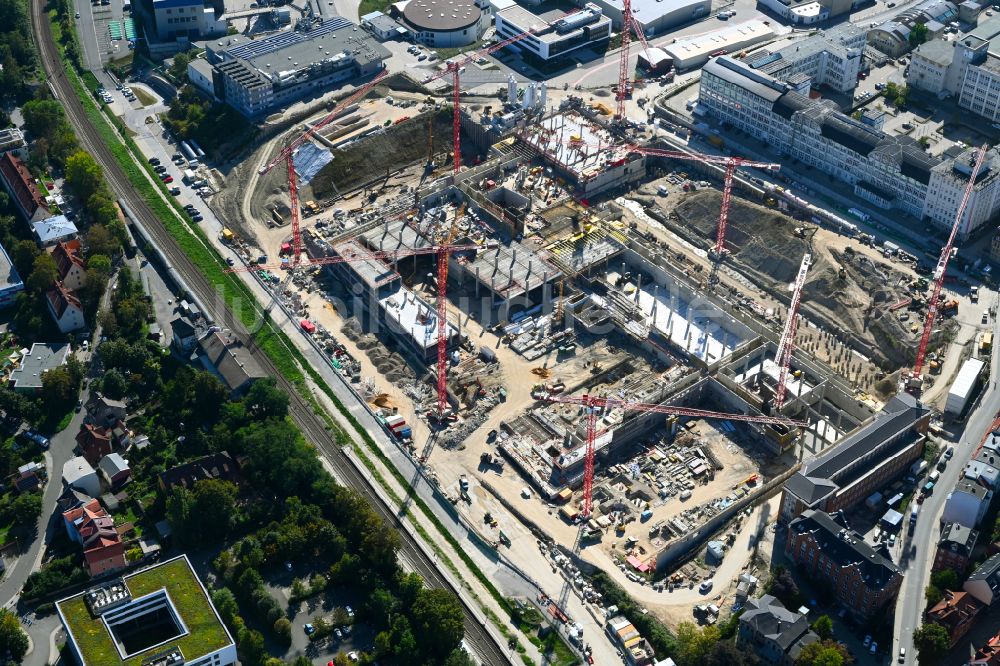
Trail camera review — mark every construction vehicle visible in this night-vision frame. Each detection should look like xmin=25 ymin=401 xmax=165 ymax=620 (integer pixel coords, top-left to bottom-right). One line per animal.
xmin=909 ymin=145 xmax=988 ymax=393
xmin=302 ymin=200 xmax=320 ymax=215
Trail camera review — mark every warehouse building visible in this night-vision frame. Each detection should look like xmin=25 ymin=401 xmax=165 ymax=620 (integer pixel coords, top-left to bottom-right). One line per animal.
xmin=494 ymin=3 xmax=612 ymax=61
xmin=656 ymin=20 xmax=773 ymax=71
xmin=867 ymin=0 xmax=958 ymax=57
xmin=758 ymin=0 xmax=859 ymax=24
xmin=588 ymin=0 xmax=709 ymax=34
xmin=204 ymin=17 xmax=390 ymax=118
xmin=400 ymin=0 xmax=486 ymax=47
xmin=699 ymin=56 xmax=1000 ymax=237
xmin=743 ymin=24 xmax=866 ymax=93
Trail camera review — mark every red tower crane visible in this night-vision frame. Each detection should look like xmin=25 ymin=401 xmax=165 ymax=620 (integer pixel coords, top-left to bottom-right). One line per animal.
xmin=256 ymin=70 xmax=389 ymax=263
xmin=911 ymin=145 xmax=989 ymax=386
xmin=228 ymin=239 xmax=496 ymax=417
xmin=615 ymin=0 xmax=655 ymax=118
xmin=542 ymin=393 xmax=808 ymax=516
xmin=773 ymin=253 xmax=811 ymax=411
xmin=623 ymin=145 xmax=780 ymax=257
xmin=422 ymin=22 xmax=559 ymax=175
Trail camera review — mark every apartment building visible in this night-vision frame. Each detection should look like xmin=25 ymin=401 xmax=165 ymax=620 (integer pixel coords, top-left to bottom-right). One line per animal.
xmin=934 ymin=522 xmax=979 ymax=573
xmin=744 ymin=24 xmax=866 ymax=93
xmin=699 ymin=56 xmax=1000 ymax=238
xmin=780 ymin=393 xmax=930 ymax=520
xmin=867 ymin=0 xmax=958 ymax=57
xmin=786 ymin=510 xmax=903 ymax=619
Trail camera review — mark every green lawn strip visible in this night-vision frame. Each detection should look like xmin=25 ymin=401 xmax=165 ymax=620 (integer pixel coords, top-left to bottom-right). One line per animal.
xmin=58 ymin=15 xmax=536 ymax=654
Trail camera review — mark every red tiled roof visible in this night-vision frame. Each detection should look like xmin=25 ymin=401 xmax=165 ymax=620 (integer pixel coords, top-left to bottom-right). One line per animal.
xmin=46 ymin=282 xmax=82 ymax=318
xmin=63 ymin=498 xmax=124 ymax=564
xmin=76 ymin=424 xmax=112 ymax=464
xmin=50 ymin=242 xmax=85 ymax=280
xmin=975 ymin=630 xmax=1000 ymax=664
xmin=0 ymin=153 xmax=47 ymax=219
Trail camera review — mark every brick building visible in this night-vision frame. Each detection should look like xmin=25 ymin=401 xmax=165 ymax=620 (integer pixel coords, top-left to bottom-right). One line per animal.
xmin=925 ymin=590 xmax=983 ymax=647
xmin=934 ymin=522 xmax=979 ymax=574
xmin=786 ymin=510 xmax=903 ymax=619
xmin=0 ymin=152 xmax=48 ymax=222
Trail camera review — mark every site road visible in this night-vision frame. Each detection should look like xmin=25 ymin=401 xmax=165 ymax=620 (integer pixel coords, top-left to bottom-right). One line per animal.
xmin=894 ymin=310 xmax=1000 ymax=660
xmin=28 ymin=4 xmax=514 ymax=665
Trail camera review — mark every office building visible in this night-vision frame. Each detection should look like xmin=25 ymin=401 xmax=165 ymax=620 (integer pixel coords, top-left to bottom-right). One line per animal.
xmin=145 ymin=0 xmax=226 ymax=42
xmin=743 ymin=24 xmax=866 ymax=93
xmin=57 ymin=556 xmax=237 ymax=666
xmin=758 ymin=0 xmax=859 ymax=24
xmin=780 ymin=393 xmax=930 ymax=520
xmin=699 ymin=56 xmax=1000 ymax=238
xmin=202 ymin=17 xmax=390 ymax=118
xmin=586 ymin=0 xmax=709 ymax=34
xmin=494 ymin=3 xmax=612 ymax=61
xmin=786 ymin=510 xmax=903 ymax=619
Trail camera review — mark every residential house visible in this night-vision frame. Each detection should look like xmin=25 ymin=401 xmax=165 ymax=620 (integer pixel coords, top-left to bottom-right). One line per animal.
xmin=170 ymin=316 xmax=199 ymax=354
xmin=158 ymin=452 xmax=241 ymax=493
xmin=61 ymin=498 xmax=126 ymax=576
xmin=780 ymin=394 xmax=931 ymax=520
xmin=31 ymin=215 xmax=78 ymax=247
xmin=50 ymin=241 xmax=86 ymax=291
xmin=98 ymin=453 xmax=131 ymax=489
xmin=0 ymin=239 xmax=23 ymax=309
xmin=8 ymin=343 xmax=70 ymax=394
xmin=0 ymin=152 xmax=48 ymax=222
xmin=15 ymin=461 xmax=43 ymax=492
xmin=76 ymin=424 xmax=113 ymax=465
xmin=46 ymin=283 xmax=85 ymax=333
xmin=85 ymin=392 xmax=128 ymax=426
xmin=925 ymin=589 xmax=983 ymax=646
xmin=786 ymin=510 xmax=903 ymax=619
xmin=197 ymin=330 xmax=265 ymax=395
xmin=967 ymin=449 xmax=1000 ymax=489
xmin=62 ymin=456 xmax=101 ymax=498
xmin=942 ymin=479 xmax=993 ymax=528
xmin=970 ymin=629 xmax=1000 ymax=665
xmin=737 ymin=594 xmax=819 ymax=665
xmin=934 ymin=522 xmax=979 ymax=573
xmin=965 ymin=553 xmax=1000 ymax=606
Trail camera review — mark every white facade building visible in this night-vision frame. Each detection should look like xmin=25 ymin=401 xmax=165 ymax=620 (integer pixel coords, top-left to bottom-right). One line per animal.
xmin=150 ymin=0 xmax=226 ymax=42
xmin=744 ymin=23 xmax=865 ymax=93
xmin=494 ymin=3 xmax=612 ymax=61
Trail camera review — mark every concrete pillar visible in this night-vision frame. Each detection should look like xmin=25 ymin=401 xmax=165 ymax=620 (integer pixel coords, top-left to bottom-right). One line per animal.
xmin=476 ymin=266 xmax=480 ymax=297
xmin=635 ymin=274 xmax=642 ymax=304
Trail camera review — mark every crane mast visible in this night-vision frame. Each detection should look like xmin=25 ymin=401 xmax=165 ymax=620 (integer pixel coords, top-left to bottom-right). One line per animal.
xmin=773 ymin=253 xmax=811 ymax=411
xmin=912 ymin=145 xmax=988 ymax=384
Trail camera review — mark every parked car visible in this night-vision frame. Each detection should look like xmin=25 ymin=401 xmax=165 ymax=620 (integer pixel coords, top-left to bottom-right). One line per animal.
xmin=191 ymin=214 xmax=203 ymax=223
xmin=863 ymin=635 xmax=872 ymax=648
xmin=162 ymin=175 xmax=174 ymax=183
xmin=304 ymin=623 xmax=315 ymax=635
xmin=170 ymin=187 xmax=181 ymax=195
xmin=148 ymin=157 xmax=160 ymax=165
xmin=345 ymin=605 xmax=354 ymax=618
xmin=899 ymin=647 xmax=906 ymax=663
xmin=871 ymin=642 xmax=878 ymax=655
xmin=699 ymin=580 xmax=713 ymax=593
xmin=154 ymin=165 xmax=167 ymax=173
xmin=334 ymin=628 xmax=343 ymax=640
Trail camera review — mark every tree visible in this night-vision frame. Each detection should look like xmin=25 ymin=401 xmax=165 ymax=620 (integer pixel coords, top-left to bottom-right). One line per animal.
xmin=925 ymin=583 xmax=942 ymax=608
xmin=909 ymin=22 xmax=929 ymax=46
xmin=812 ymin=615 xmax=834 ymax=641
xmin=65 ymin=151 xmax=104 ymax=202
xmin=41 ymin=366 xmax=78 ymax=408
xmin=795 ymin=641 xmax=850 ymax=666
xmin=273 ymin=617 xmax=292 ymax=646
xmin=85 ymin=223 xmax=120 ymax=257
xmin=26 ymin=252 xmax=56 ymax=293
xmin=675 ymin=622 xmax=721 ymax=666
xmin=10 ymin=492 xmax=41 ymax=524
xmin=443 ymin=649 xmax=478 ymax=666
xmin=768 ymin=567 xmax=801 ymax=608
xmin=167 ymin=479 xmax=238 ymax=544
xmin=0 ymin=608 xmax=29 ymax=662
xmin=211 ymin=588 xmax=241 ymax=629
xmin=243 ymin=378 xmax=289 ymax=420
xmin=930 ymin=569 xmax=959 ymax=591
xmin=913 ymin=623 xmax=949 ymax=665
xmin=410 ymin=588 xmax=465 ymax=662
xmin=706 ymin=640 xmax=758 ymax=666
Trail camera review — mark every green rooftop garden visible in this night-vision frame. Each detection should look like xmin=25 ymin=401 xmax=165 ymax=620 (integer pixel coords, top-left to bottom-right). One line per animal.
xmin=58 ymin=557 xmax=231 ymax=665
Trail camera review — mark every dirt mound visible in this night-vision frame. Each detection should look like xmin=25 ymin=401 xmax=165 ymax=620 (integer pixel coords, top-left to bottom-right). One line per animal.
xmin=309 ymin=108 xmax=455 ymax=198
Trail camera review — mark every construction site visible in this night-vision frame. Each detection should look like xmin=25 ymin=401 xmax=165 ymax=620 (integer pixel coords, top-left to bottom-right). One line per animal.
xmin=204 ymin=19 xmax=987 ymax=639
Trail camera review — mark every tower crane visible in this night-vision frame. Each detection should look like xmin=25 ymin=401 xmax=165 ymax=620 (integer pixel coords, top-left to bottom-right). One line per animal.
xmin=615 ymin=0 xmax=655 ymax=119
xmin=256 ymin=70 xmax=389 ymax=263
xmin=773 ymin=253 xmax=811 ymax=411
xmin=421 ymin=20 xmax=565 ymax=175
xmin=228 ymin=238 xmax=496 ymax=418
xmin=911 ymin=145 xmax=989 ymax=391
xmin=542 ymin=393 xmax=808 ymax=516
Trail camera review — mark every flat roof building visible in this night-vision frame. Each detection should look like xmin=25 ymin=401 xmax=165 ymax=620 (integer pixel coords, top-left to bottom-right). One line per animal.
xmin=401 ymin=0 xmax=485 ymax=47
xmin=0 ymin=239 xmax=23 ymax=309
xmin=9 ymin=343 xmax=71 ymax=393
xmin=588 ymin=0 xmax=709 ymax=35
xmin=205 ymin=17 xmax=390 ymax=118
xmin=0 ymin=128 xmax=27 ymax=159
xmin=57 ymin=555 xmax=236 ymax=666
xmin=494 ymin=3 xmax=612 ymax=61
xmin=744 ymin=24 xmax=866 ymax=93
xmin=658 ymin=20 xmax=774 ymax=70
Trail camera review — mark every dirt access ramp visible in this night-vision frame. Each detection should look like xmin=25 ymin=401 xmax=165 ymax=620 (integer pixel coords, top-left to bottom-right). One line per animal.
xmin=670 ymin=190 xmax=918 ymax=369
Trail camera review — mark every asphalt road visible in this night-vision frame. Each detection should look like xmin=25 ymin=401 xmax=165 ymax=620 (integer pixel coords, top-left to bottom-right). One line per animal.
xmin=893 ymin=310 xmax=1000 ymax=661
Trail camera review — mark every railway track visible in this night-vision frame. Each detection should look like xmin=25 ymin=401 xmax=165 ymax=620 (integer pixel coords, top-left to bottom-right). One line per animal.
xmin=29 ymin=7 xmax=512 ymax=665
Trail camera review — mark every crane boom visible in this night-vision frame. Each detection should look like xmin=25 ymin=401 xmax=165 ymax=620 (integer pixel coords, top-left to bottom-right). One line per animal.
xmin=773 ymin=253 xmax=811 ymax=410
xmin=913 ymin=145 xmax=988 ymax=378
xmin=225 ymin=241 xmax=492 ymax=274
xmin=616 ymin=0 xmax=633 ymax=118
xmin=543 ymin=392 xmax=807 ymax=515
